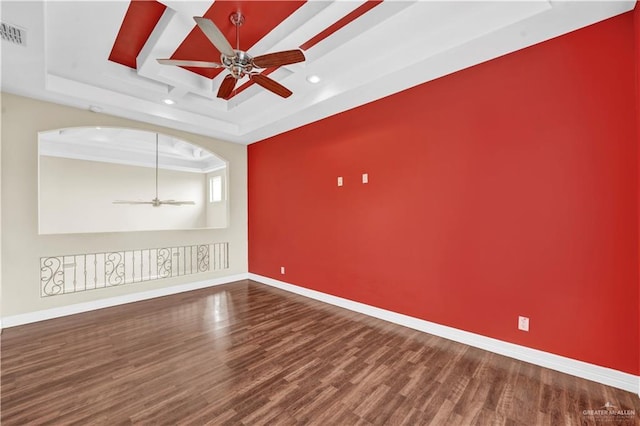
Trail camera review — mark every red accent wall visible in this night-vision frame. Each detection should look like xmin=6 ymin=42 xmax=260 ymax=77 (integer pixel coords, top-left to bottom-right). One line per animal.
xmin=635 ymin=1 xmax=640 ymax=378
xmin=249 ymin=12 xmax=639 ymax=374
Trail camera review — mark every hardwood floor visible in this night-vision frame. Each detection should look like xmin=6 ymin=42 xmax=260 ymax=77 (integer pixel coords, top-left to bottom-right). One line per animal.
xmin=1 ymin=280 xmax=638 ymax=425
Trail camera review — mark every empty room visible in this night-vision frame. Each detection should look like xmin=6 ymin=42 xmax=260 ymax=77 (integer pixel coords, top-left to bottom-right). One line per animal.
xmin=1 ymin=0 xmax=640 ymax=424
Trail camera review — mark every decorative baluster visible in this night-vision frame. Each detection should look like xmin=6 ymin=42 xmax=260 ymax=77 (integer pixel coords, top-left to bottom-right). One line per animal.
xmin=41 ymin=257 xmax=64 ymax=296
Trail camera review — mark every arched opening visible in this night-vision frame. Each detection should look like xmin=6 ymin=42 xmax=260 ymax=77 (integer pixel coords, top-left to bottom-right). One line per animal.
xmin=38 ymin=127 xmax=229 ymax=234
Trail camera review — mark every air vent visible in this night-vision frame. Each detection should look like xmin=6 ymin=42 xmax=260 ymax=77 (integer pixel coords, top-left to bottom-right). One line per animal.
xmin=1 ymin=22 xmax=26 ymax=46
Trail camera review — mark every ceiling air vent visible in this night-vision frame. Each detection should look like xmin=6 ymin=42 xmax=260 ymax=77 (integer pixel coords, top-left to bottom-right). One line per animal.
xmin=1 ymin=22 xmax=26 ymax=46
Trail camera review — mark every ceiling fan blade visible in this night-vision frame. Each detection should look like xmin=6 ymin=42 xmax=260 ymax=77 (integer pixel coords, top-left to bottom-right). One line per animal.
xmin=252 ymin=50 xmax=305 ymax=69
xmin=113 ymin=201 xmax=154 ymax=205
xmin=160 ymin=200 xmax=196 ymax=206
xmin=251 ymin=74 xmax=293 ymax=98
xmin=157 ymin=59 xmax=223 ymax=68
xmin=193 ymin=16 xmax=235 ymax=58
xmin=217 ymin=74 xmax=237 ymax=99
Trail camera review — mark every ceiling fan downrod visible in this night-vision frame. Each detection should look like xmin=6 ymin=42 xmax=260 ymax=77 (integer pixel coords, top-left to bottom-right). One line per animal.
xmin=223 ymin=12 xmax=253 ymax=80
xmin=230 ymin=12 xmax=244 ymax=50
xmin=112 ymin=133 xmax=196 ymax=207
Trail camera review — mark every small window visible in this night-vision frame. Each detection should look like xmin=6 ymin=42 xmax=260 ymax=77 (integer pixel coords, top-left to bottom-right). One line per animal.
xmin=209 ymin=175 xmax=222 ymax=203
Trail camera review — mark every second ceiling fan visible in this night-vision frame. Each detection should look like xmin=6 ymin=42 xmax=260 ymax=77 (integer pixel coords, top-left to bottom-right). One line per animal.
xmin=157 ymin=12 xmax=305 ymax=99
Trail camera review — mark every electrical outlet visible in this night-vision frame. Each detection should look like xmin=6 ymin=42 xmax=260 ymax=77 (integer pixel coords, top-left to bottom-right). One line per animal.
xmin=280 ymin=266 xmax=285 ymax=275
xmin=518 ymin=316 xmax=529 ymax=332
xmin=337 ymin=177 xmax=343 ymax=187
xmin=362 ymin=173 xmax=368 ymax=184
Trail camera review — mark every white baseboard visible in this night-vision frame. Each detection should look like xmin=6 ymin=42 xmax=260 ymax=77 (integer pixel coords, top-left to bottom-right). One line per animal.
xmin=2 ymin=273 xmax=249 ymax=328
xmin=249 ymin=273 xmax=639 ymax=395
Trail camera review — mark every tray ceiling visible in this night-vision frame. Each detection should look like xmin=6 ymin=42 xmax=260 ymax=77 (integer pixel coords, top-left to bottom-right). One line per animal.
xmin=1 ymin=1 xmax=635 ymax=144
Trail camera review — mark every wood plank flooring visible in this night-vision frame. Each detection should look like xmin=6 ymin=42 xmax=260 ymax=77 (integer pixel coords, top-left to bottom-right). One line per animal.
xmin=1 ymin=280 xmax=638 ymax=425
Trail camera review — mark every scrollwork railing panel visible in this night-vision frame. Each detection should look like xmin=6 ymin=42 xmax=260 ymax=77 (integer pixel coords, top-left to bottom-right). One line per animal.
xmin=41 ymin=243 xmax=229 ymax=297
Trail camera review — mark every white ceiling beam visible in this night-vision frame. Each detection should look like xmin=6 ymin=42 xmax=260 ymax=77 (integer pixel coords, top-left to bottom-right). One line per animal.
xmin=136 ymin=2 xmax=223 ymax=104
xmin=45 ymin=74 xmax=240 ymax=135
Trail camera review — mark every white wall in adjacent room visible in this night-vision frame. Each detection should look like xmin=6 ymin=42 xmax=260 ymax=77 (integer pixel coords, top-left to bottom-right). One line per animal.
xmin=39 ymin=156 xmax=207 ymax=234
xmin=205 ymin=168 xmax=228 ymax=229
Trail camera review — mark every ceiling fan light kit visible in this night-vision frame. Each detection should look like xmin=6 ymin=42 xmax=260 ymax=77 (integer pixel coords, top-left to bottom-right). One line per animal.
xmin=157 ymin=13 xmax=305 ymax=100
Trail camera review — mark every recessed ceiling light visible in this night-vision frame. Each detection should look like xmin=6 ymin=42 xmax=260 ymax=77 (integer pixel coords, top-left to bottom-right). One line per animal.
xmin=306 ymin=75 xmax=321 ymax=84
xmin=163 ymin=98 xmax=175 ymax=105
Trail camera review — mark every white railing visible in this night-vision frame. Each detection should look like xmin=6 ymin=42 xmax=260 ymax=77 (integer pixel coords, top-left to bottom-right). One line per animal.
xmin=40 ymin=243 xmax=229 ymax=297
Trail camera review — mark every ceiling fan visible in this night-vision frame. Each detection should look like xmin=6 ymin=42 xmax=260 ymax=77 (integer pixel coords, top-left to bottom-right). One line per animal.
xmin=157 ymin=12 xmax=305 ymax=99
xmin=113 ymin=133 xmax=196 ymax=207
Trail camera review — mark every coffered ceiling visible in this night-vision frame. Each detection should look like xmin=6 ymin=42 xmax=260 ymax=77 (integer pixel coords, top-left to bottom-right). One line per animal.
xmin=1 ymin=1 xmax=635 ymax=144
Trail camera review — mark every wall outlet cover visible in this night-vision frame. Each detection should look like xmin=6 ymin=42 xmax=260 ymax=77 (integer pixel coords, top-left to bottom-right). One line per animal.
xmin=518 ymin=316 xmax=529 ymax=332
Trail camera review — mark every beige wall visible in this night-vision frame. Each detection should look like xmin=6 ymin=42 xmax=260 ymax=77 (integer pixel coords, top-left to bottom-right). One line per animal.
xmin=0 ymin=94 xmax=3 ymax=325
xmin=1 ymin=93 xmax=247 ymax=317
xmin=40 ymin=156 xmax=208 ymax=233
